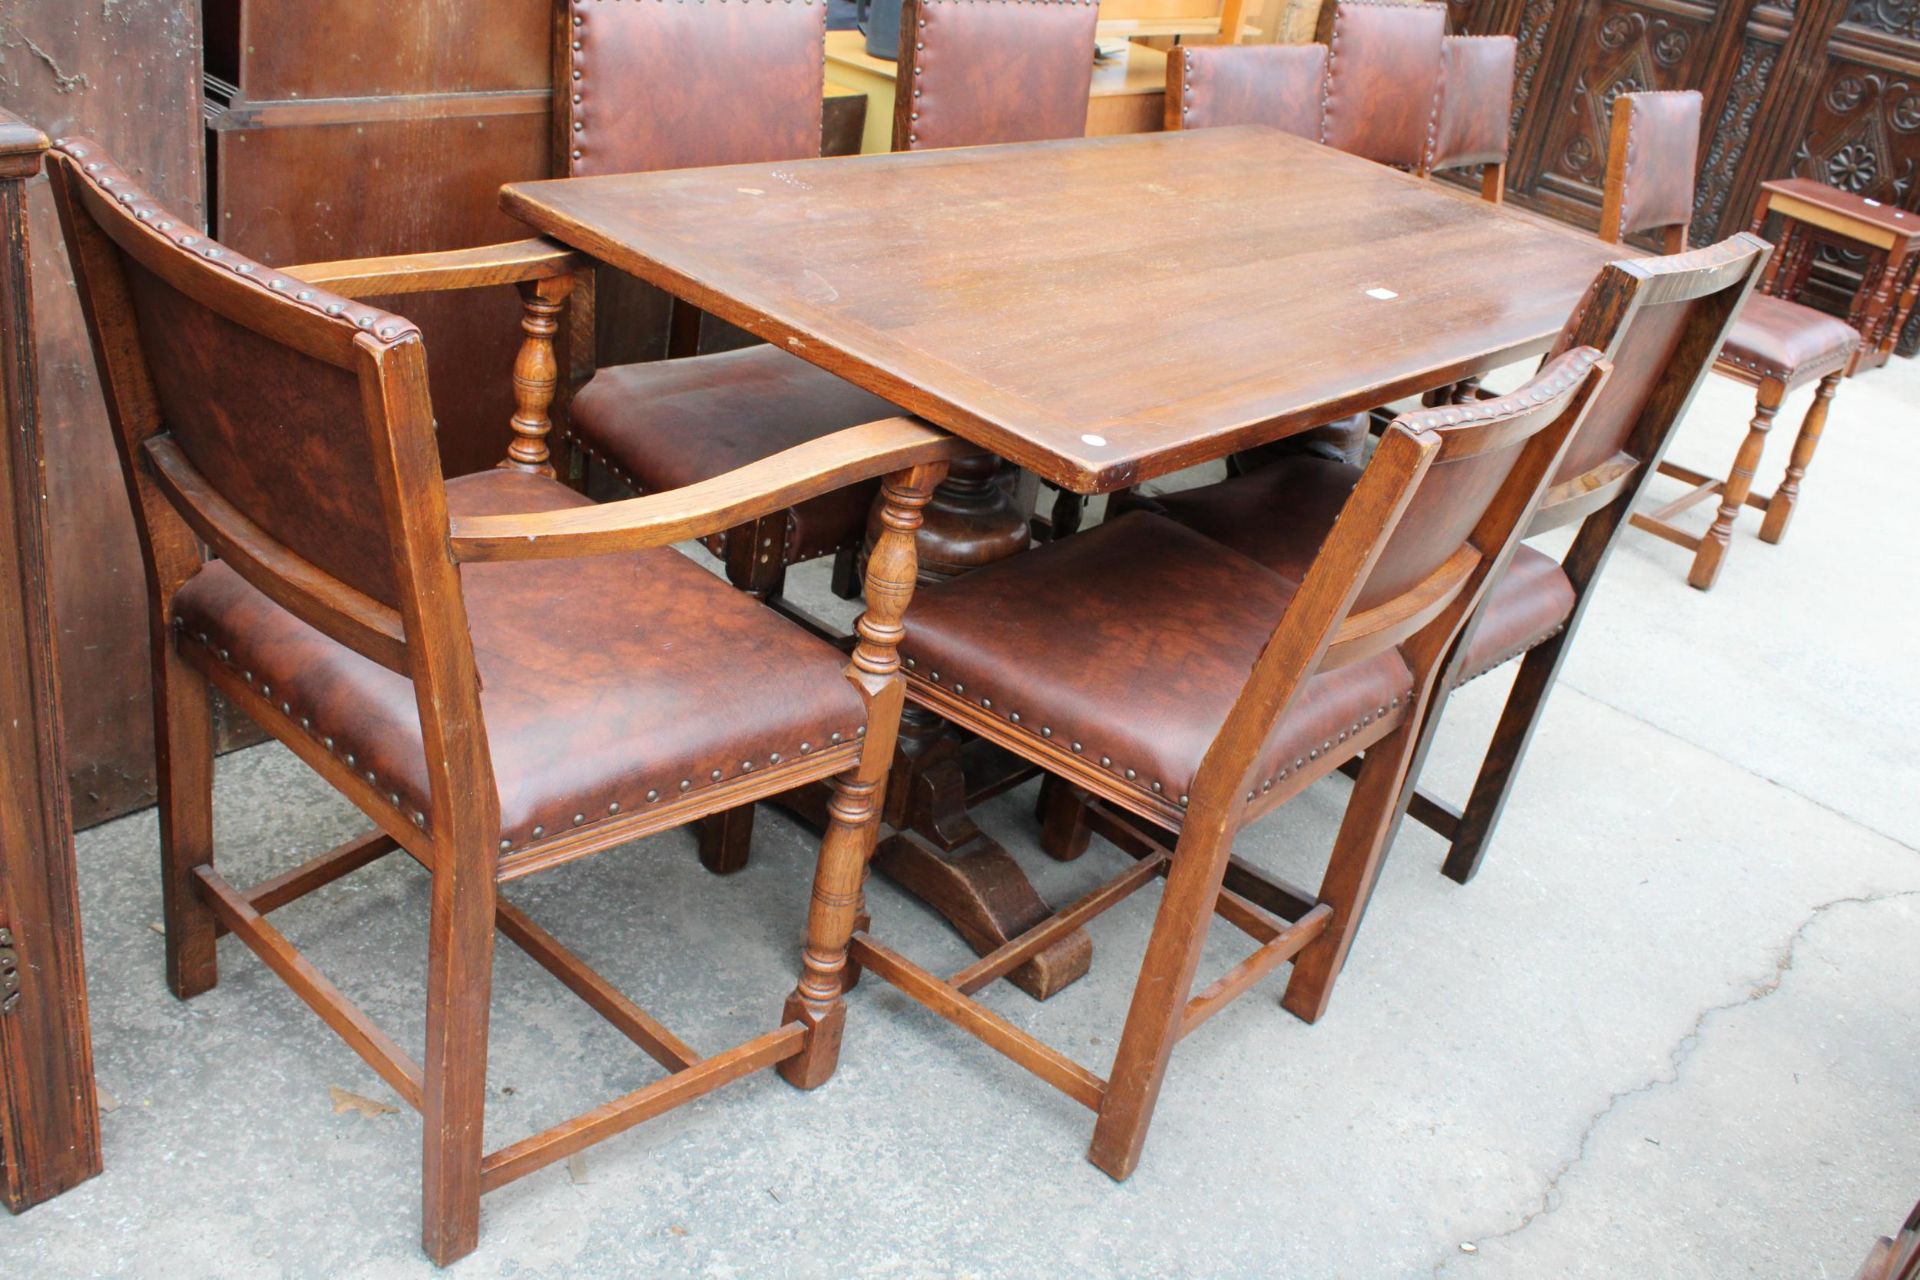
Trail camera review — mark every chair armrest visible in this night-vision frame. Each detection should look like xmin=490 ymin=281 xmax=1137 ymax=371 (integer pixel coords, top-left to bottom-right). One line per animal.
xmin=287 ymin=238 xmax=587 ymax=299
xmin=448 ymin=417 xmax=975 ymax=563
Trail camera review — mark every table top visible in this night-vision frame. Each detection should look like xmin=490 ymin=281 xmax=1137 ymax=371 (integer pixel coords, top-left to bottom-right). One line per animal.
xmin=1762 ymin=177 xmax=1920 ymax=243
xmin=824 ymin=30 xmax=1168 ymax=100
xmin=504 ymin=127 xmax=1623 ymax=493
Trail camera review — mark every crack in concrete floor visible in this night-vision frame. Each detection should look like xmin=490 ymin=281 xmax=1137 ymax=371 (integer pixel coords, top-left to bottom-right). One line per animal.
xmin=1434 ymin=888 xmax=1920 ymax=1274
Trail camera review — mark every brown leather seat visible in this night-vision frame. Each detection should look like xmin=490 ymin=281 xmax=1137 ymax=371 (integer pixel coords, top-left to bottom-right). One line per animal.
xmin=1719 ymin=292 xmax=1860 ymax=385
xmin=569 ymin=345 xmax=901 ymax=563
xmin=899 ymin=512 xmax=1416 ymax=810
xmin=173 ymin=469 xmax=866 ymax=853
xmin=1147 ymin=456 xmax=1575 ymax=680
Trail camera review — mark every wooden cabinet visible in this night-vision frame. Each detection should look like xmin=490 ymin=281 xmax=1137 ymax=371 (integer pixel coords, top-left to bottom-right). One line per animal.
xmin=1464 ymin=0 xmax=1920 ymax=354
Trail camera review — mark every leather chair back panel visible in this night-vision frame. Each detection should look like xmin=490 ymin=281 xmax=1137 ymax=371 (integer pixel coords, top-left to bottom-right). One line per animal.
xmin=1168 ymin=43 xmax=1327 ymax=136
xmin=1321 ymin=0 xmax=1446 ymax=168
xmin=898 ymin=0 xmax=1099 ymax=151
xmin=567 ymin=0 xmax=828 ymax=176
xmin=1355 ymin=432 xmax=1521 ymax=611
xmin=1427 ymin=35 xmax=1514 ymax=172
xmin=123 ymin=260 xmax=407 ymax=607
xmin=1603 ymin=89 xmax=1701 ymax=242
xmin=1550 ymin=292 xmax=1695 ymax=484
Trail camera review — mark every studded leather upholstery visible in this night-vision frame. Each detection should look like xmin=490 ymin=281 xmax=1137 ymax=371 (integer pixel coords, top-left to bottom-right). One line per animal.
xmin=1602 ymin=90 xmax=1702 ymax=243
xmin=1321 ymin=0 xmax=1447 ymax=169
xmin=1144 ymin=455 xmax=1575 ymax=681
xmin=1425 ymin=35 xmax=1515 ymax=174
xmin=895 ymin=0 xmax=1099 ymax=151
xmin=1165 ymin=42 xmax=1327 ymax=137
xmin=899 ymin=512 xmax=1416 ymax=815
xmin=562 ymin=0 xmax=827 ymax=178
xmin=172 ymin=470 xmax=866 ymax=853
xmin=1719 ymin=292 xmax=1860 ymax=387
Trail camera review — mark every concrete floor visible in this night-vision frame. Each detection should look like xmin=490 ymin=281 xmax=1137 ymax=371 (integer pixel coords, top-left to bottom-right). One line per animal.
xmin=5 ymin=353 xmax=1917 ymax=1278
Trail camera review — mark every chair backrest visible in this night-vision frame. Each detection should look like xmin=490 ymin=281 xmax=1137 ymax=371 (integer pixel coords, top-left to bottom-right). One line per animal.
xmin=1423 ymin=35 xmax=1515 ymax=190
xmin=1598 ymin=89 xmax=1701 ymax=252
xmin=45 ymin=140 xmax=493 ymax=828
xmin=1187 ymin=346 xmax=1608 ymax=820
xmin=1535 ymin=234 xmax=1767 ymax=534
xmin=895 ymin=0 xmax=1100 ymax=151
xmin=1320 ymin=0 xmax=1447 ymax=169
xmin=1165 ymin=43 xmax=1327 ymax=136
xmin=555 ymin=0 xmax=827 ymax=177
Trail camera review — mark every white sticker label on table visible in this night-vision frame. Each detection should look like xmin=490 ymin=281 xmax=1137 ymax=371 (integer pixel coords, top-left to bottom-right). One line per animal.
xmin=1366 ymin=287 xmax=1399 ymax=300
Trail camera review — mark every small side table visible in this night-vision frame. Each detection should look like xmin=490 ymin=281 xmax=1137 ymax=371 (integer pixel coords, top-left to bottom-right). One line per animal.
xmin=1750 ymin=177 xmax=1920 ymax=376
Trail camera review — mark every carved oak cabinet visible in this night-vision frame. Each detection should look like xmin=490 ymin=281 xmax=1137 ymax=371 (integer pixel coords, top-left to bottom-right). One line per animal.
xmin=1459 ymin=0 xmax=1920 ymax=355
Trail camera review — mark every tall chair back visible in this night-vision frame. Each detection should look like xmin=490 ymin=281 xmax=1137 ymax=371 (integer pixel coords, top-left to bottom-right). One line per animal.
xmin=1422 ymin=35 xmax=1516 ymax=202
xmin=555 ymin=0 xmax=828 ymax=177
xmin=1164 ymin=43 xmax=1327 ymax=136
xmin=1320 ymin=0 xmax=1447 ymax=168
xmin=895 ymin=0 xmax=1101 ymax=150
xmin=1597 ymin=89 xmax=1702 ymax=252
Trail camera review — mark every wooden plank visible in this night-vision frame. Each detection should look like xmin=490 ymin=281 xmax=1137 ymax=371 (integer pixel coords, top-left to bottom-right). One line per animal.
xmin=479 ymin=1024 xmax=805 ymax=1193
xmin=195 ymin=868 xmax=424 ymax=1111
xmin=2 ymin=0 xmax=207 ymax=827
xmin=493 ymin=899 xmax=702 ymax=1074
xmin=222 ymin=830 xmax=400 ymax=934
xmin=1178 ymin=905 xmax=1330 ymax=1041
xmin=0 ymin=113 xmax=102 ymax=1214
xmin=849 ymin=934 xmax=1107 ymax=1111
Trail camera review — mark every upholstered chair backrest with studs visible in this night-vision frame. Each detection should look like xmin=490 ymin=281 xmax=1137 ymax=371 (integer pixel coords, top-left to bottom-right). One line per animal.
xmin=1597 ymin=89 xmax=1703 ymax=253
xmin=1422 ymin=35 xmax=1516 ymax=180
xmin=556 ymin=0 xmax=829 ymax=177
xmin=1165 ymin=42 xmax=1328 ymax=137
xmin=894 ymin=0 xmax=1101 ymax=151
xmin=1320 ymin=0 xmax=1447 ymax=168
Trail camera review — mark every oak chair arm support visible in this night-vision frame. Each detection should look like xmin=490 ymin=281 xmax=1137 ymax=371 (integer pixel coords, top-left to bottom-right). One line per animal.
xmin=449 ymin=417 xmax=977 ymax=563
xmin=287 ymin=238 xmax=588 ymax=299
xmin=0 ymin=109 xmax=50 ymax=179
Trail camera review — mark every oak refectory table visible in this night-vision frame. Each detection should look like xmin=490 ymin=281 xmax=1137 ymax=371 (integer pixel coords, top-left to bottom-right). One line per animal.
xmin=501 ymin=126 xmax=1624 ymax=998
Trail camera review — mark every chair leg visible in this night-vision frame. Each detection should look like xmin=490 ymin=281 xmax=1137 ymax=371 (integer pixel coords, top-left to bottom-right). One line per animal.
xmin=1282 ymin=722 xmax=1418 ymax=1025
xmin=1759 ymin=370 xmax=1840 ymax=545
xmin=830 ymin=544 xmax=864 ymax=601
xmin=1441 ymin=630 xmax=1569 ymax=886
xmin=724 ymin=513 xmax=789 ymax=600
xmin=1035 ymin=774 xmax=1093 ymax=862
xmin=1087 ymin=818 xmax=1239 ymax=1180
xmin=1690 ymin=378 xmax=1781 ymax=590
xmin=696 ymin=805 xmax=755 ymax=875
xmin=779 ymin=769 xmax=884 ymax=1090
xmin=420 ymin=852 xmax=498 ymax=1267
xmin=156 ymin=641 xmax=218 ymax=999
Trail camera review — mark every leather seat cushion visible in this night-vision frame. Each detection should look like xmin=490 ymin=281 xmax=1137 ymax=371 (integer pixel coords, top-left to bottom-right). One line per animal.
xmin=899 ymin=512 xmax=1416 ymax=810
xmin=569 ymin=344 xmax=903 ymax=562
xmin=1719 ymin=293 xmax=1860 ymax=385
xmin=1149 ymin=456 xmax=1575 ymax=682
xmin=173 ymin=470 xmax=867 ymax=852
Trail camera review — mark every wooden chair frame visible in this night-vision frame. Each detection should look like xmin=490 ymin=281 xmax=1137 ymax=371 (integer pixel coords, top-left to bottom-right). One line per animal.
xmin=856 ymin=347 xmax=1610 ymax=1177
xmin=1597 ymin=91 xmax=1852 ymax=591
xmin=1391 ymin=237 xmax=1770 ymax=884
xmin=49 ymin=141 xmax=967 ymax=1266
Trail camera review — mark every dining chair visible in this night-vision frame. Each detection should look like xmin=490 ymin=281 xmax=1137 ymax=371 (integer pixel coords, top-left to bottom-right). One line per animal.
xmin=550 ymin=0 xmax=910 ymax=876
xmin=851 ymin=344 xmax=1609 ymax=1175
xmin=1163 ymin=42 xmax=1327 ymax=136
xmin=554 ymin=0 xmax=900 ymax=609
xmin=1420 ymin=34 xmax=1516 ymax=203
xmin=1320 ymin=0 xmax=1448 ymax=170
xmin=1599 ymin=90 xmax=1861 ymax=589
xmin=1109 ymin=238 xmax=1769 ymax=889
xmin=48 ymin=139 xmax=962 ymax=1266
xmin=894 ymin=0 xmax=1100 ymax=152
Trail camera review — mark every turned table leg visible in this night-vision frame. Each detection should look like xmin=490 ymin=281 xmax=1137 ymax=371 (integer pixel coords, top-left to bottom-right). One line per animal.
xmin=864 ymin=452 xmax=1094 ymax=1000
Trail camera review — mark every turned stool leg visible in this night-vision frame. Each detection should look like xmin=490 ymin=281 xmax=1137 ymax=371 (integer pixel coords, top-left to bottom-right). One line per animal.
xmin=1690 ymin=377 xmax=1781 ymax=591
xmin=1759 ymin=370 xmax=1840 ymax=546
